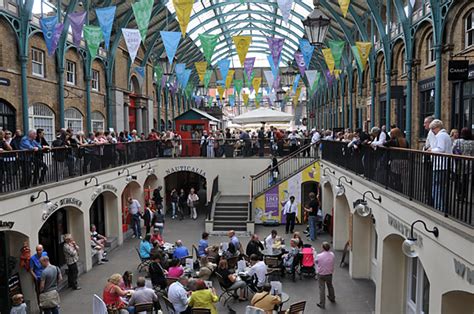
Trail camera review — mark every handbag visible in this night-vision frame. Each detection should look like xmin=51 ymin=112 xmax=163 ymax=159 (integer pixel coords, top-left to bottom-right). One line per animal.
xmin=39 ymin=290 xmax=60 ymax=309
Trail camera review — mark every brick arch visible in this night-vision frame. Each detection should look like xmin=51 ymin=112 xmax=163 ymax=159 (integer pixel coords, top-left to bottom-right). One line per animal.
xmin=392 ymin=39 xmax=406 ymax=80
xmin=414 ymin=21 xmax=434 ymax=64
xmin=445 ymin=1 xmax=474 ymax=50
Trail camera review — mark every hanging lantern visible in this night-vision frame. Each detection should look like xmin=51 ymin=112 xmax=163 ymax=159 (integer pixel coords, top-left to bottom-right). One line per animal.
xmin=302 ymin=0 xmax=331 ymax=47
xmin=282 ymin=63 xmax=298 ymax=87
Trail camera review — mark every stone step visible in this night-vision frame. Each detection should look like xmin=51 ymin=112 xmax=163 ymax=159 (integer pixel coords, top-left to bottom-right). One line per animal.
xmin=214 ymin=214 xmax=248 ymax=219
xmin=213 ymin=225 xmax=247 ymax=232
xmin=213 ymin=219 xmax=247 ymax=225
xmin=215 ymin=208 xmax=248 ymax=214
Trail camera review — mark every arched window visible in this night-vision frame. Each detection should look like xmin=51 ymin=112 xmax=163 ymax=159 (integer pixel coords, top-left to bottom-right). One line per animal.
xmin=91 ymin=111 xmax=105 ymax=132
xmin=400 ymin=48 xmax=406 ymax=74
xmin=29 ymin=103 xmax=55 ymax=143
xmin=465 ymin=10 xmax=474 ymax=48
xmin=0 ymin=100 xmax=16 ymax=132
xmin=64 ymin=107 xmax=83 ymax=134
xmin=426 ymin=33 xmax=435 ymax=64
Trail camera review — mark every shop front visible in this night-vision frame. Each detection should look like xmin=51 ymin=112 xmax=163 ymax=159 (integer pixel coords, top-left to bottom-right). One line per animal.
xmin=452 ymin=64 xmax=474 ymax=134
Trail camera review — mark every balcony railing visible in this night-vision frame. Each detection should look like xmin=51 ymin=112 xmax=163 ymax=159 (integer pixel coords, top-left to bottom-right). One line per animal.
xmin=321 ymin=140 xmax=473 ymax=227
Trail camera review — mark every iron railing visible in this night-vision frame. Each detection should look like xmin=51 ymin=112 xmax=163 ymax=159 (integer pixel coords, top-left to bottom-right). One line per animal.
xmin=321 ymin=140 xmax=473 ymax=227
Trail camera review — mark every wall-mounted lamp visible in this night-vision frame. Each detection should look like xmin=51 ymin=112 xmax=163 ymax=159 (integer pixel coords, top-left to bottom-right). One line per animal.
xmin=141 ymin=162 xmax=155 ymax=175
xmin=30 ymin=190 xmax=51 ymax=205
xmin=84 ymin=176 xmax=99 ymax=187
xmin=321 ymin=167 xmax=335 ymax=184
xmin=353 ymin=191 xmax=382 ymax=217
xmin=335 ymin=176 xmax=352 ymax=196
xmin=118 ymin=168 xmax=137 ymax=182
xmin=31 ymin=190 xmax=57 ymax=220
xmin=402 ymin=220 xmax=439 ymax=258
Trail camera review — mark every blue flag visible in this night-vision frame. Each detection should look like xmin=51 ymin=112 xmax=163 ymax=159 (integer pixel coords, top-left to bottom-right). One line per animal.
xmin=217 ymin=59 xmax=231 ymax=84
xmin=96 ymin=6 xmax=116 ymax=50
xmin=161 ymin=31 xmax=181 ymax=65
xmin=179 ymin=69 xmax=191 ymax=89
xmin=175 ymin=63 xmax=186 ymax=83
xmin=292 ymin=74 xmax=301 ymax=94
xmin=40 ymin=16 xmax=58 ymax=56
xmin=267 ymin=55 xmax=281 ymax=78
xmin=299 ymin=38 xmax=314 ymax=70
xmin=228 ymin=94 xmax=235 ymax=107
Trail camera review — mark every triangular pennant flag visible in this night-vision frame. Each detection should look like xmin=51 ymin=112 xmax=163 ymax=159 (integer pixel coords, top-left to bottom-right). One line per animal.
xmin=273 ymin=74 xmax=281 ymax=91
xmin=351 ymin=46 xmax=363 ymax=70
xmin=322 ymin=48 xmax=335 ymax=74
xmin=338 ymin=0 xmax=351 ymax=18
xmin=234 ymin=80 xmax=243 ymax=94
xmin=51 ymin=23 xmax=64 ymax=56
xmin=255 ymin=93 xmax=262 ymax=107
xmin=233 ymin=36 xmax=252 ymax=65
xmin=68 ymin=12 xmax=87 ymax=47
xmin=225 ymin=69 xmax=235 ymax=89
xmin=122 ymin=28 xmax=142 ymax=65
xmin=299 ymin=38 xmax=314 ymax=70
xmin=242 ymin=93 xmax=249 ymax=106
xmin=179 ymin=69 xmax=192 ymax=89
xmin=207 ymin=96 xmax=214 ymax=107
xmin=132 ymin=0 xmax=154 ymax=42
xmin=293 ymin=87 xmax=302 ymax=107
xmin=199 ymin=34 xmax=219 ymax=63
xmin=267 ymin=37 xmax=285 ymax=69
xmin=334 ymin=69 xmax=342 ymax=80
xmin=194 ymin=61 xmax=208 ymax=83
xmin=95 ymin=6 xmax=116 ymax=50
xmin=217 ymin=59 xmax=231 ymax=83
xmin=217 ymin=86 xmax=226 ymax=99
xmin=204 ymin=70 xmax=213 ymax=89
xmin=277 ymin=0 xmax=294 ymax=23
xmin=305 ymin=70 xmax=318 ymax=91
xmin=40 ymin=16 xmax=59 ymax=56
xmin=292 ymin=74 xmax=300 ymax=94
xmin=161 ymin=31 xmax=181 ymax=65
xmin=172 ymin=0 xmax=194 ymax=37
xmin=228 ymin=94 xmax=235 ymax=107
xmin=83 ymin=25 xmax=103 ymax=59
xmin=175 ymin=63 xmax=186 ymax=86
xmin=252 ymin=77 xmax=262 ymax=94
xmin=267 ymin=55 xmax=280 ymax=78
xmin=244 ymin=57 xmax=256 ymax=81
xmin=356 ymin=41 xmax=372 ymax=70
xmin=328 ymin=40 xmax=345 ymax=69
xmin=264 ymin=71 xmax=274 ymax=92
xmin=294 ymin=52 xmax=306 ymax=77
xmin=154 ymin=65 xmax=163 ymax=86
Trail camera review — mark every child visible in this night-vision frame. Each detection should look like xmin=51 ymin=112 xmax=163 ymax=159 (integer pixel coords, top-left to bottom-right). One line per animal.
xmin=10 ymin=294 xmax=27 ymax=314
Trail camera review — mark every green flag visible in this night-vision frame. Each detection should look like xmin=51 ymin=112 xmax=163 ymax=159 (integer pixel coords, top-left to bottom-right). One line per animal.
xmin=83 ymin=25 xmax=103 ymax=59
xmin=328 ymin=40 xmax=345 ymax=69
xmin=204 ymin=69 xmax=213 ymax=89
xmin=185 ymin=83 xmax=194 ymax=98
xmin=132 ymin=0 xmax=154 ymax=42
xmin=207 ymin=96 xmax=214 ymax=107
xmin=351 ymin=45 xmax=363 ymax=71
xmin=255 ymin=92 xmax=262 ymax=105
xmin=234 ymin=79 xmax=243 ymax=94
xmin=245 ymin=71 xmax=255 ymax=87
xmin=154 ymin=65 xmax=163 ymax=85
xmin=199 ymin=34 xmax=219 ymax=63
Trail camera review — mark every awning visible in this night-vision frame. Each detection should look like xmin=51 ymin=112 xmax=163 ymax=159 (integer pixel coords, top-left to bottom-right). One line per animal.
xmin=232 ymin=108 xmax=293 ymax=124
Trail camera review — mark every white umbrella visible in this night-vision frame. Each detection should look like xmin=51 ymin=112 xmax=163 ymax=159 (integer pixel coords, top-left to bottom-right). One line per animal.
xmin=233 ymin=108 xmax=293 ymax=124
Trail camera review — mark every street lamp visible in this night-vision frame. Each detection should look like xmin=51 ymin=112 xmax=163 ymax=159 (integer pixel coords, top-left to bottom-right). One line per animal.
xmin=320 ymin=167 xmax=335 ymax=185
xmin=302 ymin=0 xmax=331 ymax=47
xmin=282 ymin=62 xmax=298 ymax=88
xmin=335 ymin=175 xmax=352 ymax=197
xmin=402 ymin=220 xmax=439 ymax=258
xmin=353 ymin=191 xmax=382 ymax=217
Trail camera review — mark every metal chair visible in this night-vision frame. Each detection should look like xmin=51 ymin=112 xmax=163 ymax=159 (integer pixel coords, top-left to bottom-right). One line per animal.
xmin=226 ymin=256 xmax=239 ymax=270
xmin=278 ymin=301 xmax=306 ymax=314
xmin=192 ymin=244 xmax=200 ymax=259
xmin=191 ymin=308 xmax=211 ymax=314
xmin=215 ymin=272 xmax=236 ymax=306
xmin=134 ymin=303 xmax=155 ymax=314
xmin=160 ymin=295 xmax=176 ymax=314
xmin=135 ymin=247 xmax=151 ymax=273
xmin=264 ymin=256 xmax=282 ymax=282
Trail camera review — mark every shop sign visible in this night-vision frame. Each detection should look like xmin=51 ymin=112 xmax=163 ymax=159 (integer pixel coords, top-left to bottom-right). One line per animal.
xmin=91 ymin=184 xmax=118 ymax=201
xmin=419 ymin=78 xmax=435 ymax=92
xmin=0 ymin=77 xmax=10 ymax=86
xmin=468 ymin=65 xmax=474 ymax=80
xmin=58 ymin=197 xmax=82 ymax=208
xmin=387 ymin=215 xmax=423 ymax=247
xmin=0 ymin=220 xmax=15 ymax=229
xmin=454 ymin=258 xmax=474 ymax=285
xmin=165 ymin=166 xmax=207 ymax=177
xmin=448 ymin=60 xmax=469 ymax=81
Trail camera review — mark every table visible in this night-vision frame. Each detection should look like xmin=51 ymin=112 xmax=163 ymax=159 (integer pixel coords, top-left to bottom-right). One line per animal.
xmin=262 ymin=248 xmax=283 ymax=257
xmin=278 ymin=292 xmax=290 ymax=311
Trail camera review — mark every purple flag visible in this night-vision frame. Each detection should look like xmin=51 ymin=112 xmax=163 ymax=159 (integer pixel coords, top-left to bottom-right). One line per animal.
xmin=244 ymin=57 xmax=256 ymax=81
xmin=267 ymin=37 xmax=285 ymax=69
xmin=69 ymin=12 xmax=87 ymax=46
xmin=273 ymin=74 xmax=281 ymax=90
xmin=51 ymin=23 xmax=64 ymax=56
xmin=161 ymin=75 xmax=167 ymax=89
xmin=169 ymin=79 xmax=178 ymax=95
xmin=294 ymin=52 xmax=306 ymax=77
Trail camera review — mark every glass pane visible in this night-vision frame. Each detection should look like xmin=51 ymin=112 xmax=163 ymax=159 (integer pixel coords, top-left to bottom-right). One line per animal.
xmin=422 ymin=270 xmax=430 ymax=314
xmin=410 ymin=258 xmax=418 ymax=303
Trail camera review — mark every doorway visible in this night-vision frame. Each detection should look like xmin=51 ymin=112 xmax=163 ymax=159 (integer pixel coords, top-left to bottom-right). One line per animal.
xmin=90 ymin=194 xmax=105 ymax=236
xmin=164 ymin=171 xmax=207 ymax=214
xmin=39 ymin=208 xmax=68 ymax=266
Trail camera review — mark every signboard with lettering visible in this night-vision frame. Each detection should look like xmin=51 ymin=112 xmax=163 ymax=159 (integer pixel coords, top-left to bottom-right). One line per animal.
xmin=387 ymin=215 xmax=423 ymax=247
xmin=0 ymin=221 xmax=14 ymax=230
xmin=448 ymin=60 xmax=469 ymax=81
xmin=165 ymin=166 xmax=207 ymax=177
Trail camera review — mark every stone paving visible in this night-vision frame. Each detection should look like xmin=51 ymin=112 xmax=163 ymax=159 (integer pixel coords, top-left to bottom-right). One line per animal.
xmin=60 ymin=214 xmax=375 ymax=313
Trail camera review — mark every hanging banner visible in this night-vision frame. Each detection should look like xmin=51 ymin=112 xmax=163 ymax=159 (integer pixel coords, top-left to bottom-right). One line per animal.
xmin=83 ymin=25 xmax=103 ymax=58
xmin=233 ymin=36 xmax=252 ymax=65
xmin=204 ymin=69 xmax=213 ymax=89
xmin=199 ymin=34 xmax=219 ymax=63
xmin=255 ymin=93 xmax=262 ymax=107
xmin=252 ymin=77 xmax=262 ymax=94
xmin=351 ymin=45 xmax=363 ymax=70
xmin=207 ymin=96 xmax=214 ymax=107
xmin=175 ymin=63 xmax=186 ymax=77
xmin=122 ymin=28 xmax=141 ymax=65
xmin=40 ymin=16 xmax=58 ymax=56
xmin=277 ymin=0 xmax=294 ymax=23
xmin=294 ymin=52 xmax=306 ymax=77
xmin=242 ymin=93 xmax=249 ymax=106
xmin=322 ymin=48 xmax=335 ymax=74
xmin=217 ymin=85 xmax=225 ymax=97
xmin=161 ymin=31 xmax=181 ymax=65
xmin=293 ymin=87 xmax=302 ymax=106
xmin=267 ymin=37 xmax=285 ymax=69
xmin=217 ymin=59 xmax=231 ymax=83
xmin=267 ymin=55 xmax=280 ymax=78
xmin=244 ymin=57 xmax=256 ymax=81
xmin=228 ymin=94 xmax=235 ymax=107
xmin=51 ymin=23 xmax=64 ymax=56
xmin=154 ymin=65 xmax=163 ymax=86
xmin=194 ymin=61 xmax=208 ymax=83
xmin=264 ymin=70 xmax=274 ymax=92
xmin=356 ymin=42 xmax=372 ymax=70
xmin=180 ymin=69 xmax=191 ymax=89
xmin=225 ymin=69 xmax=235 ymax=89
xmin=169 ymin=79 xmax=178 ymax=95
xmin=328 ymin=40 xmax=345 ymax=69
xmin=292 ymin=74 xmax=300 ymax=94
xmin=172 ymin=0 xmax=194 ymax=37
xmin=334 ymin=69 xmax=342 ymax=80
xmin=305 ymin=70 xmax=318 ymax=91
xmin=234 ymin=79 xmax=243 ymax=94
xmin=315 ymin=71 xmax=321 ymax=90
xmin=273 ymin=74 xmax=281 ymax=91
xmin=132 ymin=0 xmax=154 ymax=42
xmin=161 ymin=74 xmax=168 ymax=89
xmin=299 ymin=38 xmax=314 ymax=70
xmin=69 ymin=11 xmax=87 ymax=47
xmin=96 ymin=6 xmax=116 ymax=50
xmin=338 ymin=0 xmax=351 ymax=18
xmin=185 ymin=83 xmax=193 ymax=98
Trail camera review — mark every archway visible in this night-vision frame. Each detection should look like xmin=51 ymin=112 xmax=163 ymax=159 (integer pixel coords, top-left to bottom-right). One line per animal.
xmin=321 ymin=182 xmax=334 ymax=235
xmin=121 ymin=181 xmax=142 ymax=233
xmin=350 ymin=213 xmax=373 ymax=279
xmin=442 ymin=291 xmax=474 ymax=314
xmin=143 ymin=174 xmax=159 ymax=210
xmin=301 ymin=181 xmax=319 ymax=226
xmin=0 ymin=99 xmax=16 ymax=132
xmin=89 ymin=191 xmax=119 ymax=242
xmin=333 ymin=194 xmax=350 ymax=250
xmin=164 ymin=171 xmax=207 ymax=216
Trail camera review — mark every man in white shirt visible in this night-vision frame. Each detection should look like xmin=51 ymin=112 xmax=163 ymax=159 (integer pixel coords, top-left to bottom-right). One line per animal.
xmin=311 ymin=129 xmax=321 ymax=157
xmin=423 ymin=115 xmax=436 ymax=150
xmin=247 ymin=254 xmax=268 ymax=290
xmin=369 ymin=127 xmax=386 ymax=148
xmin=128 ymin=197 xmax=142 ymax=239
xmin=168 ymin=276 xmax=190 ymax=313
xmin=264 ymin=230 xmax=279 ymax=249
xmin=283 ymin=196 xmax=298 ymax=234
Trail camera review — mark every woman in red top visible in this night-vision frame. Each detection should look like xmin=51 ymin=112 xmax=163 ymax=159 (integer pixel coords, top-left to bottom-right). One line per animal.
xmin=102 ymin=273 xmax=130 ymax=311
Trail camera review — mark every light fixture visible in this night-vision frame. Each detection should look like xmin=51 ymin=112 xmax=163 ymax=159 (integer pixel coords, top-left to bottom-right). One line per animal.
xmin=31 ymin=190 xmax=56 ymax=219
xmin=402 ymin=220 xmax=439 ymax=258
xmin=353 ymin=191 xmax=382 ymax=217
xmin=335 ymin=176 xmax=352 ymax=196
xmin=118 ymin=168 xmax=137 ymax=182
xmin=30 ymin=190 xmax=51 ymax=205
xmin=141 ymin=162 xmax=155 ymax=176
xmin=302 ymin=0 xmax=331 ymax=47
xmin=321 ymin=167 xmax=335 ymax=185
xmin=282 ymin=62 xmax=298 ymax=88
xmin=84 ymin=176 xmax=99 ymax=187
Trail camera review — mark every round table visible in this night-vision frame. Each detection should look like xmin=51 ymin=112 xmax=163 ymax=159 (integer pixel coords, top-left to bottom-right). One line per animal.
xmin=263 ymin=248 xmax=283 ymax=257
xmin=278 ymin=292 xmax=290 ymax=311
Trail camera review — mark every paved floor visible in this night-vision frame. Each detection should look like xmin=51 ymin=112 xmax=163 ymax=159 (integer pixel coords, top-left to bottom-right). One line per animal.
xmin=60 ymin=214 xmax=375 ymax=313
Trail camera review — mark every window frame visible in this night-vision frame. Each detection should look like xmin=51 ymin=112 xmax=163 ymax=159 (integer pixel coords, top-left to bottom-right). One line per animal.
xmin=64 ymin=108 xmax=83 ymax=134
xmin=419 ymin=88 xmax=435 ymax=138
xmin=91 ymin=69 xmax=100 ymax=91
xmin=465 ymin=10 xmax=474 ymax=49
xmin=66 ymin=60 xmax=76 ymax=85
xmin=28 ymin=104 xmax=55 ymax=143
xmin=427 ymin=33 xmax=435 ymax=65
xmin=31 ymin=48 xmax=45 ymax=78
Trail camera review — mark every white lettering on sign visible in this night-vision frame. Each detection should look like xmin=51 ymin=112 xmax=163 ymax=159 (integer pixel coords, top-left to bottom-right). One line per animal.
xmin=454 ymin=258 xmax=474 ymax=285
xmin=387 ymin=215 xmax=423 ymax=247
xmin=165 ymin=166 xmax=207 ymax=177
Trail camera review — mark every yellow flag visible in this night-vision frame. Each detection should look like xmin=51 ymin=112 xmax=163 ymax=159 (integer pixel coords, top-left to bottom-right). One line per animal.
xmin=356 ymin=41 xmax=372 ymax=70
xmin=252 ymin=77 xmax=262 ymax=93
xmin=293 ymin=87 xmax=302 ymax=107
xmin=242 ymin=93 xmax=249 ymax=106
xmin=194 ymin=61 xmax=208 ymax=83
xmin=173 ymin=0 xmax=194 ymax=37
xmin=338 ymin=0 xmax=351 ymax=18
xmin=322 ymin=48 xmax=335 ymax=74
xmin=334 ymin=69 xmax=342 ymax=80
xmin=233 ymin=36 xmax=252 ymax=66
xmin=225 ymin=70 xmax=235 ymax=89
xmin=217 ymin=86 xmax=225 ymax=99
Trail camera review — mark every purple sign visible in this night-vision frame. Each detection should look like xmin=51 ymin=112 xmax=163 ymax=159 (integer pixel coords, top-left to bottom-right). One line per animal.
xmin=244 ymin=57 xmax=256 ymax=81
xmin=267 ymin=37 xmax=285 ymax=69
xmin=294 ymin=52 xmax=306 ymax=77
xmin=265 ymin=186 xmax=280 ymax=217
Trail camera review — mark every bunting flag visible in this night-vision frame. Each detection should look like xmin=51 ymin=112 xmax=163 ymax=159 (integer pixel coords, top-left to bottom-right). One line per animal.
xmin=277 ymin=0 xmax=294 ymax=23
xmin=194 ymin=61 xmax=208 ymax=83
xmin=315 ymin=71 xmax=321 ymax=90
xmin=233 ymin=36 xmax=252 ymax=65
xmin=267 ymin=37 xmax=285 ymax=69
xmin=217 ymin=59 xmax=231 ymax=83
xmin=51 ymin=23 xmax=64 ymax=56
xmin=207 ymin=96 xmax=214 ymax=107
xmin=132 ymin=0 xmax=154 ymax=42
xmin=293 ymin=87 xmax=302 ymax=106
xmin=322 ymin=48 xmax=335 ymax=74
xmin=338 ymin=0 xmax=351 ymax=18
xmin=40 ymin=16 xmax=59 ymax=56
xmin=255 ymin=93 xmax=262 ymax=107
xmin=217 ymin=86 xmax=226 ymax=99
xmin=273 ymin=74 xmax=281 ymax=91
xmin=179 ymin=69 xmax=192 ymax=89
xmin=204 ymin=70 xmax=213 ymax=89
xmin=154 ymin=65 xmax=163 ymax=86
xmin=122 ymin=29 xmax=141 ymax=65
xmin=69 ymin=12 xmax=87 ymax=46
xmin=83 ymin=25 xmax=103 ymax=58
xmin=199 ymin=34 xmax=219 ymax=63
xmin=225 ymin=70 xmax=235 ymax=89
xmin=234 ymin=80 xmax=243 ymax=94
xmin=161 ymin=31 xmax=181 ymax=65
xmin=161 ymin=74 xmax=168 ymax=89
xmin=334 ymin=69 xmax=342 ymax=80
xmin=356 ymin=42 xmax=372 ymax=70
xmin=264 ymin=71 xmax=274 ymax=92
xmin=175 ymin=63 xmax=186 ymax=78
xmin=292 ymin=74 xmax=300 ymax=94
xmin=252 ymin=77 xmax=262 ymax=94
xmin=95 ymin=6 xmax=116 ymax=50
xmin=244 ymin=57 xmax=256 ymax=81
xmin=242 ymin=93 xmax=249 ymax=106
xmin=169 ymin=79 xmax=178 ymax=95
xmin=299 ymin=39 xmax=314 ymax=70
xmin=328 ymin=40 xmax=345 ymax=69
xmin=172 ymin=0 xmax=194 ymax=37
xmin=294 ymin=52 xmax=306 ymax=77
xmin=351 ymin=46 xmax=363 ymax=70
xmin=267 ymin=55 xmax=280 ymax=78
xmin=185 ymin=83 xmax=193 ymax=98
xmin=228 ymin=94 xmax=235 ymax=107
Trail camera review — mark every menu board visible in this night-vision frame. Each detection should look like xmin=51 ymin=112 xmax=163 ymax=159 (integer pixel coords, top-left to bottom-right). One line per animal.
xmin=8 ymin=273 xmax=22 ymax=299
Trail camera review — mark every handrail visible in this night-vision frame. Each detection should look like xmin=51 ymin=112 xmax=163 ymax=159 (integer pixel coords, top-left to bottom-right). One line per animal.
xmin=206 ymin=176 xmax=219 ymax=221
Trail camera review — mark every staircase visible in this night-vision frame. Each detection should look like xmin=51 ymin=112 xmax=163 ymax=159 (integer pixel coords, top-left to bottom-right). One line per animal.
xmin=212 ymin=196 xmax=248 ymax=232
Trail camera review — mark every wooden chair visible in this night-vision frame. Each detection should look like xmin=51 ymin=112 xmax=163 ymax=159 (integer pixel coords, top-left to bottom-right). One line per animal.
xmin=264 ymin=256 xmax=282 ymax=282
xmin=278 ymin=301 xmax=306 ymax=314
xmin=134 ymin=303 xmax=155 ymax=314
xmin=135 ymin=247 xmax=151 ymax=273
xmin=215 ymin=272 xmax=236 ymax=306
xmin=161 ymin=295 xmax=176 ymax=314
xmin=191 ymin=308 xmax=211 ymax=314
